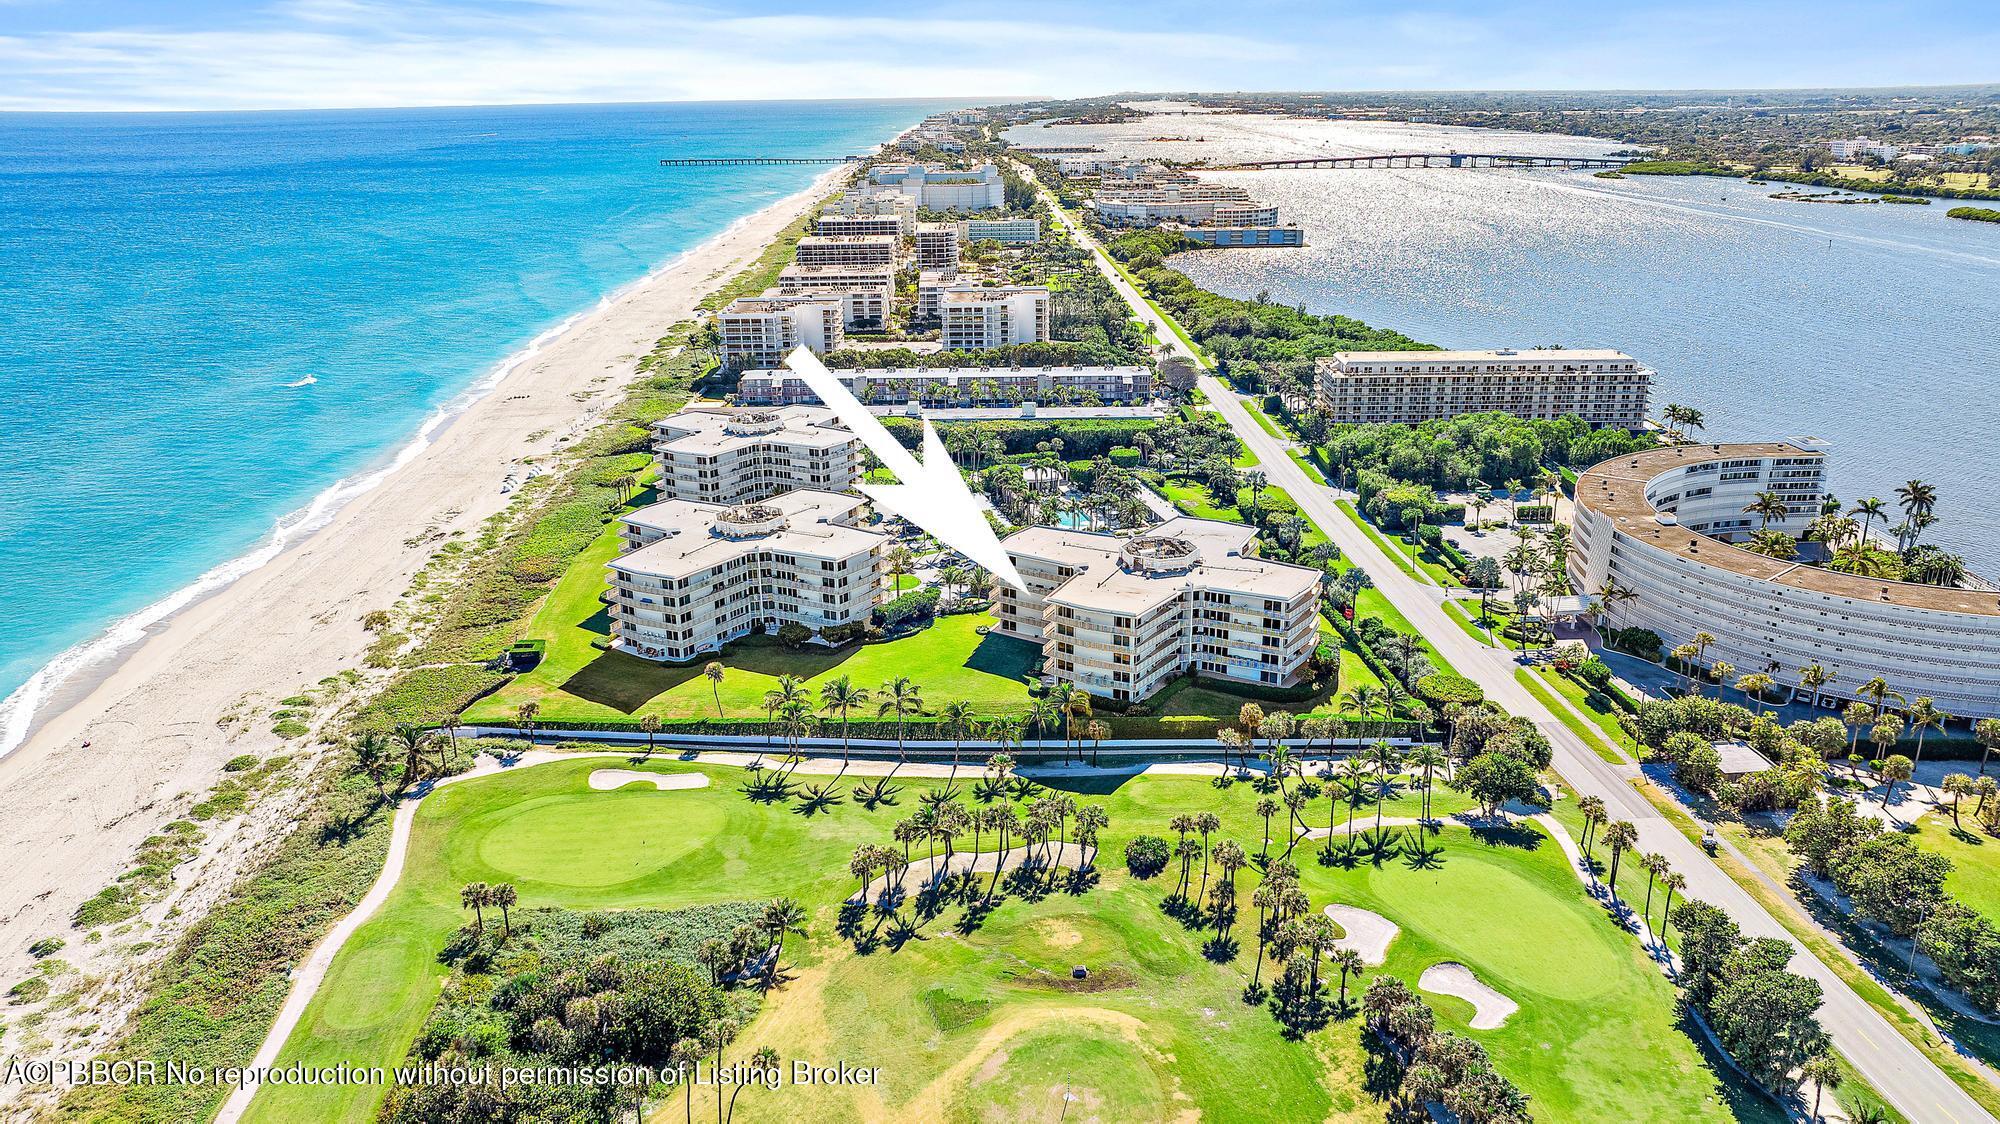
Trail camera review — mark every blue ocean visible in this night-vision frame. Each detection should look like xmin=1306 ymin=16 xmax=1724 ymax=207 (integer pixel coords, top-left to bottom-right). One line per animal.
xmin=0 ymin=99 xmax=946 ymax=750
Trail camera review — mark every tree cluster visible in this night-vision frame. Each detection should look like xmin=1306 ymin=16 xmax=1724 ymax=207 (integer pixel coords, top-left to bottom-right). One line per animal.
xmin=1362 ymin=975 xmax=1532 ymax=1123
xmin=1669 ymin=899 xmax=1829 ymax=1092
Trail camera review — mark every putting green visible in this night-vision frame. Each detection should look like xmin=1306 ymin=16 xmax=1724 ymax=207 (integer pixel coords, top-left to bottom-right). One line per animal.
xmin=248 ymin=759 xmax=1771 ymax=1124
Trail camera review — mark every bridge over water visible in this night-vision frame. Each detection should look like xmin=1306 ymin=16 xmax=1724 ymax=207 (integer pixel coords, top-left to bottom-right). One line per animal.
xmin=1207 ymin=153 xmax=1636 ymax=171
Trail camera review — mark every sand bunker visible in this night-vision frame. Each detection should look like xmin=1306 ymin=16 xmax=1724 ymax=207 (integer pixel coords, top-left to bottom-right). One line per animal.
xmin=588 ymin=769 xmax=711 ymax=791
xmin=1419 ymin=962 xmax=1518 ymax=1029
xmin=1323 ymin=904 xmax=1399 ymax=965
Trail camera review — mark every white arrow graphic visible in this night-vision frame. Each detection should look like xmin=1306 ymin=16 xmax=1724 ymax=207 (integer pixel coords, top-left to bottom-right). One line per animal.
xmin=782 ymin=347 xmax=1027 ymax=592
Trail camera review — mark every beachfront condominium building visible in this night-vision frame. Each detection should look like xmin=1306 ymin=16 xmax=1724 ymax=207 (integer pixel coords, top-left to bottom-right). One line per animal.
xmin=717 ymin=293 xmax=844 ymax=371
xmin=830 ymin=190 xmax=918 ymax=222
xmin=606 ymin=490 xmax=886 ymax=663
xmin=994 ymin=518 xmax=1320 ymax=702
xmin=651 ymin=405 xmax=860 ymax=504
xmin=775 ymin=264 xmax=896 ymax=329
xmin=1572 ymin=441 xmax=2000 ymax=720
xmin=814 ymin=213 xmax=905 ymax=240
xmin=941 ymin=285 xmax=1050 ymax=350
xmin=793 ymin=235 xmax=899 ymax=268
xmin=961 ymin=218 xmax=1041 ymax=245
xmin=737 ymin=365 xmax=1153 ymax=407
xmin=1316 ymin=348 xmax=1652 ymax=428
xmin=914 ymin=222 xmax=961 ymax=270
xmin=867 ymin=162 xmax=1006 ymax=211
xmin=916 ymin=269 xmax=956 ymax=318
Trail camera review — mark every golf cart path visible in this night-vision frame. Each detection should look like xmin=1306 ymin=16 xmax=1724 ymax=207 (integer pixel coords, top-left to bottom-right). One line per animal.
xmin=217 ymin=748 xmax=1301 ymax=1121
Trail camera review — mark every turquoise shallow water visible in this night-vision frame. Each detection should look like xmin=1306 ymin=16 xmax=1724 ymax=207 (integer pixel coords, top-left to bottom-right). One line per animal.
xmin=0 ymin=99 xmax=944 ymax=744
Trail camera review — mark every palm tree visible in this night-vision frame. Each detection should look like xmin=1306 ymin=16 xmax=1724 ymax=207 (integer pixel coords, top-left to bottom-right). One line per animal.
xmin=1842 ymin=702 xmax=1876 ymax=761
xmin=1798 ymin=663 xmax=1831 ymax=710
xmin=1736 ymin=672 xmax=1775 ymax=714
xmin=1254 ymin=796 xmax=1281 ymax=860
xmin=1907 ymin=696 xmax=1946 ymax=776
xmin=1658 ymin=871 xmax=1687 ymax=942
xmin=819 ymin=676 xmax=870 ymax=767
xmin=762 ymin=676 xmax=807 ymax=749
xmin=758 ymin=897 xmax=808 ymax=988
xmin=1594 ymin=579 xmax=1636 ymax=631
xmin=1086 ymin=719 xmax=1110 ymax=766
xmin=1342 ymin=684 xmax=1381 ymax=741
xmin=1870 ymin=715 xmax=1905 ymax=771
xmin=1638 ymin=853 xmax=1667 ymax=937
xmin=1848 ymin=497 xmax=1888 ymax=545
xmin=514 ymin=701 xmax=540 ymax=747
xmin=460 ymin=881 xmax=490 ymax=935
xmin=1366 ymin=741 xmax=1400 ymax=836
xmin=1603 ymin=821 xmax=1639 ymax=900
xmin=1800 ymin=1053 xmax=1843 ymax=1123
xmin=877 ymin=676 xmax=924 ymax=761
xmin=1859 ymin=676 xmax=1904 ymax=719
xmin=1880 ymin=752 xmax=1915 ymax=809
xmin=1743 ymin=490 xmax=1791 ymax=531
xmin=1025 ymin=698 xmax=1059 ymax=755
xmin=1943 ymin=773 xmax=1975 ymax=829
xmin=1329 ymin=947 xmax=1365 ymax=1008
xmin=940 ymin=700 xmax=977 ymax=782
xmin=1076 ymin=804 xmax=1110 ymax=868
xmin=1578 ymin=794 xmax=1606 ymax=868
xmin=1708 ymin=660 xmax=1734 ymax=703
xmin=1049 ymin=682 xmax=1081 ymax=759
xmin=1407 ymin=744 xmax=1445 ymax=822
xmin=1977 ymin=718 xmax=2000 ymax=776
xmin=490 ymin=882 xmax=517 ymax=936
xmin=703 ymin=661 xmax=726 ymax=718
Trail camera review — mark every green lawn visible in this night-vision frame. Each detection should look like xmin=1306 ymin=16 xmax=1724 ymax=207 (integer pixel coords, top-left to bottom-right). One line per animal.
xmin=248 ymin=758 xmax=1764 ymax=1124
xmin=1910 ymin=811 xmax=2000 ymax=927
xmin=1515 ymin=668 xmax=1635 ymax=766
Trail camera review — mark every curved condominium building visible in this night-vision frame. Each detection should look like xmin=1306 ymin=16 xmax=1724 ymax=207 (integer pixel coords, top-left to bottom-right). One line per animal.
xmin=1571 ymin=441 xmax=2000 ymax=718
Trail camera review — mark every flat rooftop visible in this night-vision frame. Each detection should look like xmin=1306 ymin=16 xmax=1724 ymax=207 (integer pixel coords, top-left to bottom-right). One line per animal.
xmin=615 ymin=490 xmax=882 ymax=580
xmin=1576 ymin=442 xmax=2000 ymax=617
xmin=1007 ymin=516 xmax=1319 ymax=614
xmin=653 ymin=405 xmax=855 ymax=455
xmin=1326 ymin=348 xmax=1639 ymax=366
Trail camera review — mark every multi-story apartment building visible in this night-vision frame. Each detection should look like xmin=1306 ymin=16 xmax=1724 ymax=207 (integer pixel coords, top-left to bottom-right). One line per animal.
xmin=914 ymin=222 xmax=961 ymax=270
xmin=652 ymin=406 xmax=860 ymax=504
xmin=866 ymin=162 xmax=1006 ymax=211
xmin=1315 ymin=348 xmax=1652 ymax=428
xmin=737 ymin=365 xmax=1153 ymax=406
xmin=941 ymin=285 xmax=1050 ymax=350
xmin=916 ymin=269 xmax=956 ymax=318
xmin=829 ymin=189 xmax=918 ymax=222
xmin=716 ymin=293 xmax=844 ymax=371
xmin=793 ymin=234 xmax=898 ymax=268
xmin=961 ymin=218 xmax=1041 ymax=244
xmin=775 ymin=263 xmax=896 ymax=328
xmin=606 ymin=490 xmax=886 ymax=663
xmin=1572 ymin=441 xmax=2000 ymax=719
xmin=994 ymin=518 xmax=1321 ymax=702
xmin=814 ymin=213 xmax=905 ymax=239
xmin=1174 ymin=225 xmax=1305 ymax=247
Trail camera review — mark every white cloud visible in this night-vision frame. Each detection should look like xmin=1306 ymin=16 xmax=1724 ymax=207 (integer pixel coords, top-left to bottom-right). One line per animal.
xmin=0 ymin=0 xmax=1297 ymax=110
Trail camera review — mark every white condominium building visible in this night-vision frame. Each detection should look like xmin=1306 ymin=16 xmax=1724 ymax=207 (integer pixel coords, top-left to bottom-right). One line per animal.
xmin=775 ymin=263 xmax=896 ymax=328
xmin=652 ymin=406 xmax=860 ymax=505
xmin=941 ymin=285 xmax=1050 ymax=350
xmin=961 ymin=218 xmax=1041 ymax=244
xmin=1572 ymin=441 xmax=2000 ymax=719
xmin=794 ymin=235 xmax=898 ymax=267
xmin=1316 ymin=348 xmax=1652 ymax=428
xmin=916 ymin=269 xmax=956 ymax=318
xmin=995 ymin=518 xmax=1321 ymax=702
xmin=868 ymin=162 xmax=1006 ymax=211
xmin=830 ymin=190 xmax=918 ymax=221
xmin=815 ymin=213 xmax=905 ymax=239
xmin=914 ymin=222 xmax=961 ymax=270
xmin=717 ymin=293 xmax=843 ymax=371
xmin=737 ymin=365 xmax=1153 ymax=407
xmin=607 ymin=490 xmax=886 ymax=664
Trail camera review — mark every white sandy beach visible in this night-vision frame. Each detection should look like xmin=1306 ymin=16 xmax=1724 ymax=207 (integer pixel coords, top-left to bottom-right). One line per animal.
xmin=0 ymin=167 xmax=849 ymax=1021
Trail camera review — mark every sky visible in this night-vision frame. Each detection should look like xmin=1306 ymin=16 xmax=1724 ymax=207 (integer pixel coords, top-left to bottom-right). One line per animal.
xmin=0 ymin=0 xmax=1995 ymax=112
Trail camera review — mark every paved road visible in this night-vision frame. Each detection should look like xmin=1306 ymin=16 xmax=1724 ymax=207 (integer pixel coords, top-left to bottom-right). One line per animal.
xmin=1037 ymin=175 xmax=1996 ymax=1124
